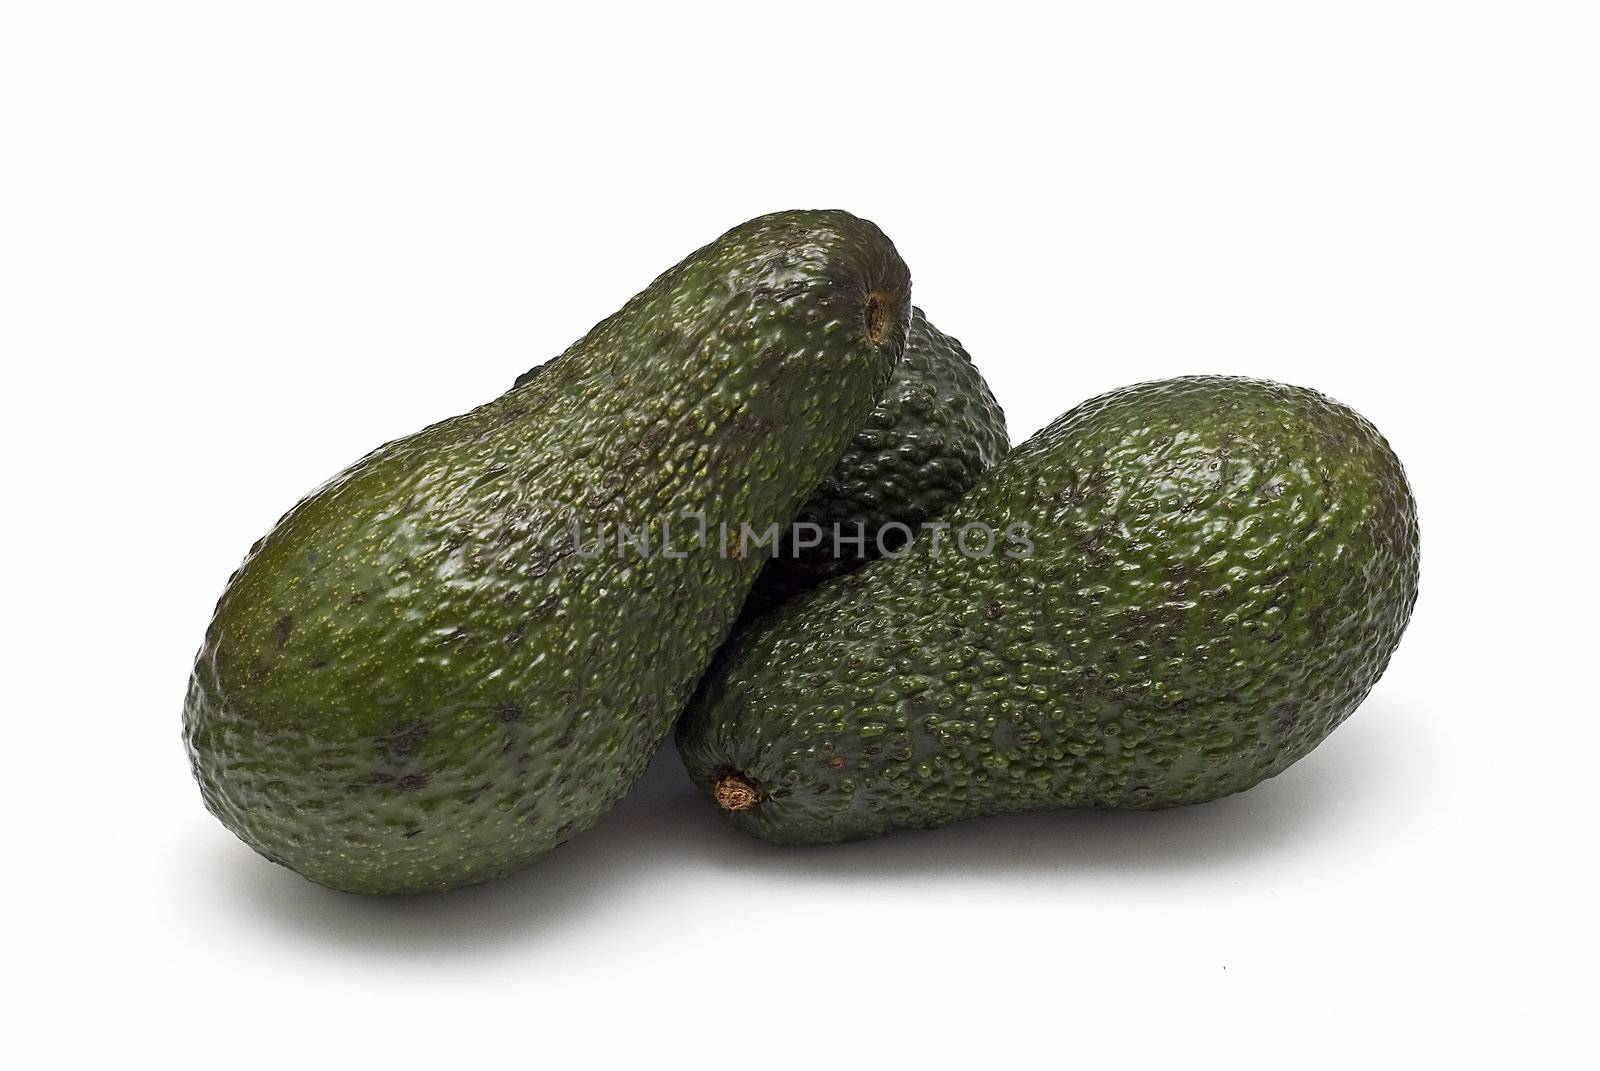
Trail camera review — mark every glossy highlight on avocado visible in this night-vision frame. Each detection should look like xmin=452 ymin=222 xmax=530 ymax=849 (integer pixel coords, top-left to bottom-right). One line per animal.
xmin=185 ymin=210 xmax=911 ymax=893
xmin=677 ymin=376 xmax=1419 ymax=844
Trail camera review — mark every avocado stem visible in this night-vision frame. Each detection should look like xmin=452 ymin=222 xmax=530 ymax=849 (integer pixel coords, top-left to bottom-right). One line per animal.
xmin=865 ymin=292 xmax=895 ymax=345
xmin=714 ymin=774 xmax=761 ymax=812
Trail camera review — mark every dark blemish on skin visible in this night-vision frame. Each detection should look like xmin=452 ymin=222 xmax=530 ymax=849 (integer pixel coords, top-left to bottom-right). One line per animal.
xmin=505 ymin=623 xmax=526 ymax=647
xmin=394 ymin=774 xmax=429 ymax=792
xmin=495 ymin=702 xmax=523 ymax=723
xmin=273 ymin=615 xmax=295 ymax=649
xmin=1308 ymin=604 xmax=1331 ymax=645
xmin=378 ymin=721 xmax=428 ymax=757
xmin=348 ymin=591 xmax=368 ymax=607
xmin=639 ymin=424 xmax=669 ymax=453
xmin=403 ymin=827 xmax=422 ymax=839
xmin=527 ymin=543 xmax=574 ymax=581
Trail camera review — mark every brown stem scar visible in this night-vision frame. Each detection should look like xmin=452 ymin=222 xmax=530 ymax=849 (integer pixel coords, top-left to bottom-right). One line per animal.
xmin=865 ymin=292 xmax=895 ymax=346
xmin=714 ymin=773 xmax=761 ymax=812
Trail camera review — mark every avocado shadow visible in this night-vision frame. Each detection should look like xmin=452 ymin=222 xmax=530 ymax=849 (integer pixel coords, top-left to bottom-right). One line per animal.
xmin=212 ymin=697 xmax=1411 ymax=958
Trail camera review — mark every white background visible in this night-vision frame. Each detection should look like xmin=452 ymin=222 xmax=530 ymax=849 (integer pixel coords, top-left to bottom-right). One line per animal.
xmin=4 ymin=2 xmax=1596 ymax=1067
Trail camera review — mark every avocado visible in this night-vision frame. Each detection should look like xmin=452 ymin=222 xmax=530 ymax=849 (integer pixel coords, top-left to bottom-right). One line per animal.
xmin=185 ymin=210 xmax=911 ymax=893
xmin=746 ymin=306 xmax=1008 ymax=612
xmin=677 ymin=376 xmax=1419 ymax=844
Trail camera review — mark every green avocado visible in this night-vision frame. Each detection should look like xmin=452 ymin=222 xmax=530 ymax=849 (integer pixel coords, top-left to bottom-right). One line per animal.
xmin=185 ymin=210 xmax=911 ymax=893
xmin=746 ymin=306 xmax=1008 ymax=612
xmin=677 ymin=376 xmax=1419 ymax=844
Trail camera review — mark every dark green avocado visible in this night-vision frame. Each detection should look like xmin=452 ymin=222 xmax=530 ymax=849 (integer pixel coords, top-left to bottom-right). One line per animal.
xmin=185 ymin=210 xmax=911 ymax=893
xmin=677 ymin=376 xmax=1419 ymax=844
xmin=746 ymin=307 xmax=1008 ymax=611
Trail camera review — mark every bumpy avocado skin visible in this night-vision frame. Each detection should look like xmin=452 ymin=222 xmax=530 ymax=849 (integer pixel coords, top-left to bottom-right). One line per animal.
xmin=677 ymin=376 xmax=1419 ymax=845
xmin=525 ymin=309 xmax=1009 ymax=612
xmin=185 ymin=210 xmax=910 ymax=892
xmin=747 ymin=307 xmax=1008 ymax=610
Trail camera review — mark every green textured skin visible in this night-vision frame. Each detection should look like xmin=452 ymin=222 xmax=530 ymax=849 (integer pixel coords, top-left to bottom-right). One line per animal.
xmin=677 ymin=376 xmax=1419 ymax=845
xmin=526 ymin=308 xmax=1008 ymax=613
xmin=185 ymin=210 xmax=910 ymax=893
xmin=745 ymin=307 xmax=1008 ymax=611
